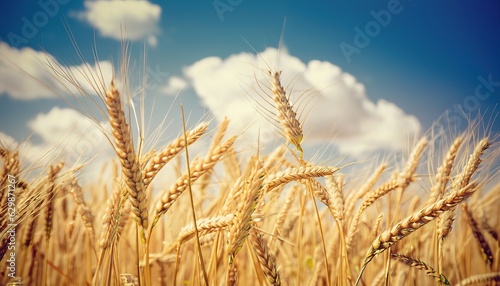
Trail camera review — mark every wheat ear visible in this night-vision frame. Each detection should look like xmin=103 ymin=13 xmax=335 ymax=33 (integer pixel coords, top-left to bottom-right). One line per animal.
xmin=199 ymin=117 xmax=229 ymax=190
xmin=345 ymin=163 xmax=386 ymax=217
xmin=173 ymin=214 xmax=234 ymax=251
xmin=325 ymin=175 xmax=345 ymax=224
xmin=44 ymin=162 xmax=64 ymax=241
xmin=428 ymin=135 xmax=463 ymax=203
xmin=461 ymin=203 xmax=494 ymax=267
xmin=69 ymin=177 xmax=95 ymax=240
xmin=355 ymin=182 xmax=479 ymax=286
xmin=458 ymin=272 xmax=500 ymax=285
xmin=153 ymin=136 xmax=236 ymax=228
xmin=391 ymin=253 xmax=450 ymax=285
xmin=263 ymin=166 xmax=339 ymax=193
xmin=99 ymin=183 xmax=127 ymax=250
xmin=0 ymin=150 xmax=20 ymax=208
xmin=438 ymin=138 xmax=490 ymax=241
xmin=347 ymin=179 xmax=399 ymax=250
xmin=250 ymin=228 xmax=281 ymax=286
xmin=143 ymin=122 xmax=208 ymax=188
xmin=270 ymin=70 xmax=304 ymax=156
xmin=270 ymin=185 xmax=297 ymax=248
xmin=453 ymin=138 xmax=490 ymax=191
xmin=227 ymin=160 xmax=265 ymax=265
xmin=105 ymin=80 xmax=148 ymax=239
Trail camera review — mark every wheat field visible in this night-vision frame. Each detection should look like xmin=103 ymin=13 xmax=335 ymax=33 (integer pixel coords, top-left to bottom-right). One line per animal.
xmin=1 ymin=48 xmax=499 ymax=286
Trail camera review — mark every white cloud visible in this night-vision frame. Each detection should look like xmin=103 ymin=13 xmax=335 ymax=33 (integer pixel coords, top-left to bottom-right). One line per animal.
xmin=161 ymin=75 xmax=188 ymax=96
xmin=0 ymin=42 xmax=113 ymax=100
xmin=27 ymin=107 xmax=111 ymax=167
xmin=2 ymin=107 xmax=114 ymax=183
xmin=182 ymin=48 xmax=421 ymax=157
xmin=0 ymin=132 xmax=17 ymax=149
xmin=75 ymin=0 xmax=161 ymax=47
xmin=0 ymin=42 xmax=59 ymax=99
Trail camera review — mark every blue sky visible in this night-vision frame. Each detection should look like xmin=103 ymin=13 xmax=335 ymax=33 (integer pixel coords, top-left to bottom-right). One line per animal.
xmin=0 ymin=1 xmax=499 ymax=170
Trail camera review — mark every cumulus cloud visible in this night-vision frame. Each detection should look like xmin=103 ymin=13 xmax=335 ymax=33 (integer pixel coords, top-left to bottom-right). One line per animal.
xmin=161 ymin=75 xmax=188 ymax=96
xmin=1 ymin=107 xmax=114 ymax=183
xmin=0 ymin=42 xmax=60 ymax=99
xmin=28 ymin=107 xmax=111 ymax=167
xmin=27 ymin=107 xmax=107 ymax=151
xmin=0 ymin=42 xmax=113 ymax=100
xmin=0 ymin=132 xmax=17 ymax=149
xmin=182 ymin=48 xmax=421 ymax=157
xmin=74 ymin=0 xmax=161 ymax=47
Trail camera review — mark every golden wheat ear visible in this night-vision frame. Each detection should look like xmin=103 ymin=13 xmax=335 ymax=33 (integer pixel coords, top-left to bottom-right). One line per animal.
xmin=250 ymin=228 xmax=281 ymax=286
xmin=391 ymin=253 xmax=450 ymax=285
xmin=269 ymin=70 xmax=304 ymax=157
xmin=104 ymin=80 xmax=148 ymax=241
xmin=355 ymin=182 xmax=479 ymax=286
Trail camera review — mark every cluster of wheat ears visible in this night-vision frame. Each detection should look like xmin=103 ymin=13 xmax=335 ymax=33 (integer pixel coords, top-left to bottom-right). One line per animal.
xmin=1 ymin=49 xmax=499 ymax=286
